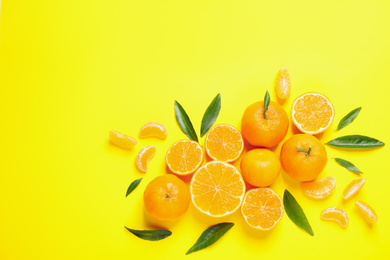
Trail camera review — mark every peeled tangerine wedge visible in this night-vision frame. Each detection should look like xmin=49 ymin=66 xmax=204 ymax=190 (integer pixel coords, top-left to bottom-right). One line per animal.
xmin=190 ymin=161 xmax=245 ymax=217
xmin=355 ymin=200 xmax=378 ymax=224
xmin=166 ymin=140 xmax=203 ymax=175
xmin=110 ymin=130 xmax=137 ymax=149
xmin=139 ymin=122 xmax=168 ymax=140
xmin=321 ymin=207 xmax=349 ymax=229
xmin=241 ymin=188 xmax=283 ymax=230
xmin=205 ymin=124 xmax=244 ymax=162
xmin=343 ymin=178 xmax=365 ymax=200
xmin=135 ymin=146 xmax=157 ymax=173
xmin=274 ymin=67 xmax=291 ymax=100
xmin=300 ymin=176 xmax=336 ymax=199
xmin=292 ymin=93 xmax=335 ymax=135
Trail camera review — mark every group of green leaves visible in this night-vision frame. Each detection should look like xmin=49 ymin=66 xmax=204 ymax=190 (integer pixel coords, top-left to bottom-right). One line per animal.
xmin=175 ymin=93 xmax=222 ymax=142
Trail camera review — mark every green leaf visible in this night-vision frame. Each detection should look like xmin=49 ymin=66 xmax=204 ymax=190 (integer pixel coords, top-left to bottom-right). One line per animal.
xmin=283 ymin=190 xmax=314 ymax=236
xmin=126 ymin=178 xmax=142 ymax=197
xmin=296 ymin=147 xmax=308 ymax=153
xmin=263 ymin=90 xmax=270 ymax=119
xmin=325 ymin=135 xmax=385 ymax=149
xmin=124 ymin=226 xmax=172 ymax=241
xmin=174 ymin=100 xmax=198 ymax=142
xmin=337 ymin=107 xmax=362 ymax=130
xmin=200 ymin=93 xmax=221 ymax=137
xmin=334 ymin=158 xmax=363 ymax=174
xmin=186 ymin=222 xmax=234 ymax=255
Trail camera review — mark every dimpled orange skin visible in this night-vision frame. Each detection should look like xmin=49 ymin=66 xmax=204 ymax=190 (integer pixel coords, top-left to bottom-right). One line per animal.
xmin=280 ymin=134 xmax=327 ymax=182
xmin=143 ymin=174 xmax=190 ymax=222
xmin=240 ymin=149 xmax=282 ymax=187
xmin=241 ymin=101 xmax=289 ymax=148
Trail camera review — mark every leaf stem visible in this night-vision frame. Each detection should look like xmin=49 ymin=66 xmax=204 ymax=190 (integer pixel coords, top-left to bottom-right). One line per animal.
xmin=296 ymin=146 xmax=311 ymax=156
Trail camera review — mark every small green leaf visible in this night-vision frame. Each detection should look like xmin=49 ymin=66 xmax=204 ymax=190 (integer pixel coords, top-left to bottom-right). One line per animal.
xmin=334 ymin=158 xmax=363 ymax=174
xmin=200 ymin=93 xmax=221 ymax=137
xmin=283 ymin=190 xmax=314 ymax=236
xmin=325 ymin=135 xmax=385 ymax=149
xmin=124 ymin=226 xmax=172 ymax=241
xmin=186 ymin=222 xmax=234 ymax=255
xmin=263 ymin=90 xmax=270 ymax=119
xmin=296 ymin=146 xmax=311 ymax=156
xmin=174 ymin=100 xmax=198 ymax=142
xmin=337 ymin=107 xmax=362 ymax=130
xmin=126 ymin=178 xmax=142 ymax=197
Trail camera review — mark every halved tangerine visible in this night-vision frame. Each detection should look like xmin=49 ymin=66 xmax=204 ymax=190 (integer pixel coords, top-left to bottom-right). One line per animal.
xmin=139 ymin=122 xmax=168 ymax=140
xmin=300 ymin=176 xmax=336 ymax=199
xmin=190 ymin=161 xmax=245 ymax=217
xmin=343 ymin=178 xmax=365 ymax=200
xmin=320 ymin=207 xmax=349 ymax=229
xmin=292 ymin=93 xmax=335 ymax=135
xmin=274 ymin=67 xmax=291 ymax=100
xmin=109 ymin=130 xmax=137 ymax=149
xmin=241 ymin=188 xmax=283 ymax=230
xmin=166 ymin=140 xmax=203 ymax=175
xmin=205 ymin=124 xmax=244 ymax=162
xmin=135 ymin=146 xmax=157 ymax=173
xmin=355 ymin=200 xmax=378 ymax=224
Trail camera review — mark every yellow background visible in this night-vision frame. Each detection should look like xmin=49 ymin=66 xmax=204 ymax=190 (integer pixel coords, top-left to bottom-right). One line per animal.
xmin=1 ymin=0 xmax=390 ymax=259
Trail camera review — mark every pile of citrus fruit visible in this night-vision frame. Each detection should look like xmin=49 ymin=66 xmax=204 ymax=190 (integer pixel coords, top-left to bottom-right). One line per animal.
xmin=111 ymin=67 xmax=381 ymax=250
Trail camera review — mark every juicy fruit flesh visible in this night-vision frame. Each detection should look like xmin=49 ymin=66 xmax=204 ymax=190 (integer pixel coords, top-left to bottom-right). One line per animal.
xmin=274 ymin=67 xmax=291 ymax=100
xmin=109 ymin=130 xmax=137 ymax=149
xmin=301 ymin=176 xmax=336 ymax=199
xmin=320 ymin=207 xmax=349 ymax=229
xmin=166 ymin=140 xmax=203 ymax=175
xmin=343 ymin=178 xmax=365 ymax=200
xmin=135 ymin=146 xmax=157 ymax=173
xmin=139 ymin=122 xmax=168 ymax=140
xmin=241 ymin=188 xmax=283 ymax=230
xmin=190 ymin=161 xmax=245 ymax=217
xmin=205 ymin=124 xmax=244 ymax=162
xmin=292 ymin=93 xmax=334 ymax=135
xmin=144 ymin=174 xmax=190 ymax=222
xmin=355 ymin=200 xmax=378 ymax=224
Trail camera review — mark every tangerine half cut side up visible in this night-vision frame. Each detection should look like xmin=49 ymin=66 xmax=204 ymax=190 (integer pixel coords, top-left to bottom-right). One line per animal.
xmin=139 ymin=122 xmax=168 ymax=140
xmin=166 ymin=140 xmax=203 ymax=175
xmin=135 ymin=146 xmax=157 ymax=173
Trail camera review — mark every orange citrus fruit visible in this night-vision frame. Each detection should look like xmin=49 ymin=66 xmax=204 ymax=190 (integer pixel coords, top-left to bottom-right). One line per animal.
xmin=280 ymin=134 xmax=327 ymax=182
xmin=355 ymin=200 xmax=378 ymax=224
xmin=300 ymin=176 xmax=336 ymax=199
xmin=144 ymin=174 xmax=190 ymax=222
xmin=292 ymin=92 xmax=335 ymax=135
xmin=240 ymin=149 xmax=281 ymax=187
xmin=139 ymin=122 xmax=168 ymax=140
xmin=109 ymin=130 xmax=137 ymax=149
xmin=190 ymin=161 xmax=245 ymax=217
xmin=343 ymin=178 xmax=365 ymax=200
xmin=241 ymin=100 xmax=289 ymax=148
xmin=135 ymin=146 xmax=157 ymax=173
xmin=320 ymin=207 xmax=349 ymax=229
xmin=274 ymin=67 xmax=291 ymax=100
xmin=241 ymin=188 xmax=283 ymax=230
xmin=205 ymin=124 xmax=244 ymax=162
xmin=166 ymin=140 xmax=203 ymax=175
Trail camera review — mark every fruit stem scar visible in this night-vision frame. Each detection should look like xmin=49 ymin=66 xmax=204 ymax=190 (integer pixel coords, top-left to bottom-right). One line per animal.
xmin=165 ymin=192 xmax=171 ymax=199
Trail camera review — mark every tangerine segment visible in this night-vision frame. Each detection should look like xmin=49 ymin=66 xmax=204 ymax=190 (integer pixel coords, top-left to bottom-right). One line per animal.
xmin=355 ymin=200 xmax=378 ymax=224
xmin=205 ymin=124 xmax=244 ymax=162
xmin=320 ymin=207 xmax=349 ymax=229
xmin=139 ymin=122 xmax=168 ymax=140
xmin=166 ymin=140 xmax=203 ymax=175
xmin=343 ymin=178 xmax=365 ymax=200
xmin=300 ymin=176 xmax=336 ymax=199
xmin=292 ymin=93 xmax=335 ymax=135
xmin=241 ymin=188 xmax=283 ymax=230
xmin=109 ymin=130 xmax=137 ymax=149
xmin=190 ymin=161 xmax=245 ymax=217
xmin=135 ymin=146 xmax=157 ymax=173
xmin=274 ymin=67 xmax=291 ymax=100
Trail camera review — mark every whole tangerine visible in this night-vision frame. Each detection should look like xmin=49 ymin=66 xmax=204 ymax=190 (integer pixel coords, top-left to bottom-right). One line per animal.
xmin=280 ymin=134 xmax=327 ymax=182
xmin=144 ymin=174 xmax=190 ymax=222
xmin=241 ymin=100 xmax=289 ymax=148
